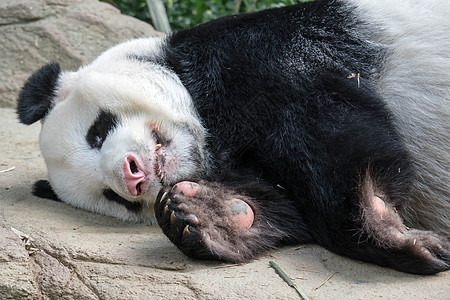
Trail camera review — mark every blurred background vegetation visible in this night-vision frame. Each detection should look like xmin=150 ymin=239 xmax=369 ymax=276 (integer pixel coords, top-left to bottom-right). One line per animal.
xmin=102 ymin=0 xmax=308 ymax=32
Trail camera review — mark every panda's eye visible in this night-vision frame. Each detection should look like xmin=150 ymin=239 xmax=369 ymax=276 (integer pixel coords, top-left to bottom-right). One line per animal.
xmin=153 ymin=130 xmax=163 ymax=145
xmin=147 ymin=121 xmax=169 ymax=146
xmin=86 ymin=110 xmax=118 ymax=149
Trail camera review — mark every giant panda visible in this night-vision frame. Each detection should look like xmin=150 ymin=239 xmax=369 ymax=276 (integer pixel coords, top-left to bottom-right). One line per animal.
xmin=17 ymin=0 xmax=449 ymax=275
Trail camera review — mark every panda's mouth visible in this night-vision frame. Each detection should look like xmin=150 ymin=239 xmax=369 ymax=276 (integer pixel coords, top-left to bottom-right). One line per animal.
xmin=148 ymin=121 xmax=166 ymax=185
xmin=154 ymin=143 xmax=165 ymax=184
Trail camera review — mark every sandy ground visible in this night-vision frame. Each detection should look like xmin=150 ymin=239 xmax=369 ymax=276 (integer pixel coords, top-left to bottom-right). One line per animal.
xmin=1 ymin=107 xmax=449 ymax=299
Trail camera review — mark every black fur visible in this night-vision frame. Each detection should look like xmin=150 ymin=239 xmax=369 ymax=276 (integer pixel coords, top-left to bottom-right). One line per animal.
xmin=32 ymin=181 xmax=143 ymax=213
xmin=154 ymin=1 xmax=450 ymax=274
xmin=17 ymin=63 xmax=61 ymax=125
xmin=33 ymin=180 xmax=60 ymax=202
xmin=86 ymin=110 xmax=119 ymax=149
xmin=103 ymin=189 xmax=142 ymax=213
xmin=165 ymin=1 xmax=383 ymax=170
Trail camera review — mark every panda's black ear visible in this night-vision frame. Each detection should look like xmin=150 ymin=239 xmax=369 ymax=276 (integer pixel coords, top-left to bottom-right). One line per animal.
xmin=17 ymin=63 xmax=61 ymax=125
xmin=33 ymin=180 xmax=61 ymax=202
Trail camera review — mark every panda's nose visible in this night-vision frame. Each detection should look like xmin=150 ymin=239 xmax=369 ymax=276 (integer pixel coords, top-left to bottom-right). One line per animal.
xmin=123 ymin=155 xmax=146 ymax=196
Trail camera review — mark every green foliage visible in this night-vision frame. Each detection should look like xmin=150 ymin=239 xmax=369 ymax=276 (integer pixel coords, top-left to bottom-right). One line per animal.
xmin=104 ymin=0 xmax=309 ymax=31
xmin=104 ymin=0 xmax=153 ymax=23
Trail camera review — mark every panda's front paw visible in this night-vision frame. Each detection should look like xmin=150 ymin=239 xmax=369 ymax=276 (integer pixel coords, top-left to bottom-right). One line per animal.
xmin=155 ymin=180 xmax=257 ymax=262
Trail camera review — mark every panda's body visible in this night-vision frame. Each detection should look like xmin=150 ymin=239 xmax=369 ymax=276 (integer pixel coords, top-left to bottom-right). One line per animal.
xmin=17 ymin=0 xmax=450 ymax=274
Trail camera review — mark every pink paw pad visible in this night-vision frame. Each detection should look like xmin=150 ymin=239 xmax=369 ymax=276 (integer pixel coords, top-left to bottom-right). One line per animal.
xmin=172 ymin=181 xmax=199 ymax=197
xmin=228 ymin=199 xmax=254 ymax=230
xmin=371 ymin=195 xmax=387 ymax=216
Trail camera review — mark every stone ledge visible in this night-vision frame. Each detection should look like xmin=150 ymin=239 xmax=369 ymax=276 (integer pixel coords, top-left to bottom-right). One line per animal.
xmin=0 ymin=0 xmax=160 ymax=108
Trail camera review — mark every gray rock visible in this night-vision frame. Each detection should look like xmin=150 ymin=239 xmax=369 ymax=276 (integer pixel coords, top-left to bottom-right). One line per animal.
xmin=0 ymin=0 xmax=160 ymax=108
xmin=0 ymin=225 xmax=37 ymax=300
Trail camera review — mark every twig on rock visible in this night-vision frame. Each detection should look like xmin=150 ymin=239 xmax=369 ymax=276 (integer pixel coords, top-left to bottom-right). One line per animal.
xmin=269 ymin=260 xmax=310 ymax=300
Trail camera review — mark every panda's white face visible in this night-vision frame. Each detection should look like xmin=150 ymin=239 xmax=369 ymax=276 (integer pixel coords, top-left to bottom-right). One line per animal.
xmin=36 ymin=37 xmax=208 ymax=223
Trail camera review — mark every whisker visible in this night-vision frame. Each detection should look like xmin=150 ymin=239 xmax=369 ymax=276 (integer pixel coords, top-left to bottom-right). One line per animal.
xmin=63 ymin=146 xmax=91 ymax=160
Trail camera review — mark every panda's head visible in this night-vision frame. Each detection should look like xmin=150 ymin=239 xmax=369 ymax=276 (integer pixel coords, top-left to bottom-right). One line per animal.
xmin=17 ymin=37 xmax=208 ymax=223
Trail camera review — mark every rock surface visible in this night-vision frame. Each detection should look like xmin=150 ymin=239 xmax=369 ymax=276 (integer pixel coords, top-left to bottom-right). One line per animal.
xmin=0 ymin=0 xmax=160 ymax=108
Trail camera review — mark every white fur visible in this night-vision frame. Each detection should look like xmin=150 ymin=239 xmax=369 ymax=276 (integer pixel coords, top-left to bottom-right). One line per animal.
xmin=40 ymin=37 xmax=207 ymax=224
xmin=348 ymin=0 xmax=450 ymax=235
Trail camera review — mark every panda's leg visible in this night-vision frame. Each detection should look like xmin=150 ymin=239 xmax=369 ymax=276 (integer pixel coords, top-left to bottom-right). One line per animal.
xmin=332 ymin=169 xmax=450 ymax=275
xmin=154 ymin=178 xmax=312 ymax=262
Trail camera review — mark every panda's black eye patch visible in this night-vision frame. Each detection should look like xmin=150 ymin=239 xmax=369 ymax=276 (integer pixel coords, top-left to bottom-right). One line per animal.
xmin=86 ymin=110 xmax=118 ymax=149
